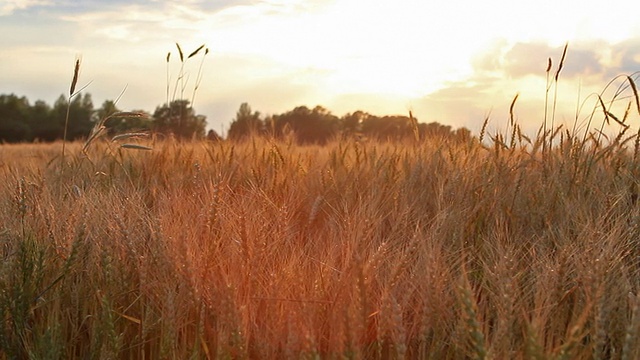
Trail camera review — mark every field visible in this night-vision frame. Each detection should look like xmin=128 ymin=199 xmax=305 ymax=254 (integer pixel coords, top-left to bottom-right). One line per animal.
xmin=2 ymin=118 xmax=640 ymax=360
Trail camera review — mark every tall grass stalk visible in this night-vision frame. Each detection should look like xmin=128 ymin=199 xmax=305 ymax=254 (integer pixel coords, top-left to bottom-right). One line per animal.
xmin=61 ymin=59 xmax=80 ymax=161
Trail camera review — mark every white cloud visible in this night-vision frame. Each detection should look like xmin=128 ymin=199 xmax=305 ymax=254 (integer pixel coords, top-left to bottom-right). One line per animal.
xmin=0 ymin=0 xmax=51 ymax=16
xmin=58 ymin=3 xmax=207 ymax=41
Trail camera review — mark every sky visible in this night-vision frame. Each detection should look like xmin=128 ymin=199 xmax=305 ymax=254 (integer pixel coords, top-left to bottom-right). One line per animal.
xmin=1 ymin=0 xmax=640 ymax=136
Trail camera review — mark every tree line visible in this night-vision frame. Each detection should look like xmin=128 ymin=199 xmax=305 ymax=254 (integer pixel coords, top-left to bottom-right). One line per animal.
xmin=0 ymin=93 xmax=208 ymax=143
xmin=227 ymin=103 xmax=474 ymax=144
xmin=0 ymin=93 xmax=473 ymax=144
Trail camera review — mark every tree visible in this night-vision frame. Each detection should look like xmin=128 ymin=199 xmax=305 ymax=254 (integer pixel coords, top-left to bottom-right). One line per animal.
xmin=340 ymin=110 xmax=368 ymax=138
xmin=0 ymin=94 xmax=31 ymax=142
xmin=96 ymin=100 xmax=151 ymax=135
xmin=28 ymin=100 xmax=58 ymax=141
xmin=227 ymin=102 xmax=264 ymax=141
xmin=51 ymin=93 xmax=95 ymax=140
xmin=272 ymin=105 xmax=340 ymax=144
xmin=115 ymin=110 xmax=152 ymax=134
xmin=361 ymin=114 xmax=414 ymax=141
xmin=95 ymin=100 xmax=119 ymax=122
xmin=206 ymin=129 xmax=222 ymax=141
xmin=152 ymin=100 xmax=206 ymax=139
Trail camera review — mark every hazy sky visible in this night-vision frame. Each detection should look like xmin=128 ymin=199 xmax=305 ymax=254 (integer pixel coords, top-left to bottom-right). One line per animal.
xmin=2 ymin=0 xmax=640 ymax=135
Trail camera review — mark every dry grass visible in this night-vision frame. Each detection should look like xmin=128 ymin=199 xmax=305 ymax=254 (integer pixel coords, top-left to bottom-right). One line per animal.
xmin=1 ymin=117 xmax=640 ymax=359
xmin=3 ymin=45 xmax=640 ymax=358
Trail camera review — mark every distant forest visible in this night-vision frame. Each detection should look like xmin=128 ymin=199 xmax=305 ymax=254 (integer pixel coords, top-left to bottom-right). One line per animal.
xmin=0 ymin=93 xmax=473 ymax=144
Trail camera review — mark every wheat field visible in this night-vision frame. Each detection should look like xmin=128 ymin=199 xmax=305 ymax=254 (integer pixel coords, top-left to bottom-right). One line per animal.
xmin=2 ymin=115 xmax=640 ymax=360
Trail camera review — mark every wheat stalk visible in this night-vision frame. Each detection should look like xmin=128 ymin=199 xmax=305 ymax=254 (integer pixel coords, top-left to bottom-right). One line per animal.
xmin=62 ymin=59 xmax=80 ymax=160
